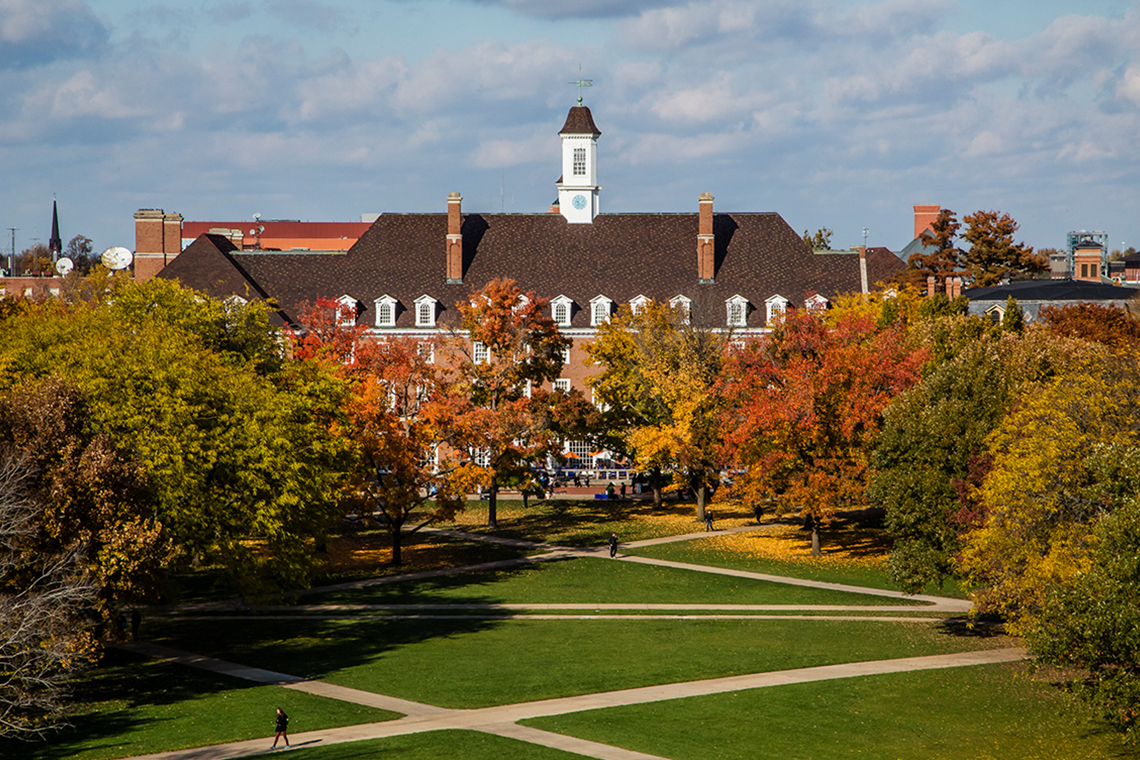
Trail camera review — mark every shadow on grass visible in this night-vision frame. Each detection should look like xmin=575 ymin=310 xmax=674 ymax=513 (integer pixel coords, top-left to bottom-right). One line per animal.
xmin=936 ymin=616 xmax=1007 ymax=638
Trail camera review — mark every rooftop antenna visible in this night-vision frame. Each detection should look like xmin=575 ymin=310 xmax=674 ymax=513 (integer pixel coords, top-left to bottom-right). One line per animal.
xmin=567 ymin=64 xmax=593 ymax=105
xmin=862 ymin=227 xmax=869 ymax=248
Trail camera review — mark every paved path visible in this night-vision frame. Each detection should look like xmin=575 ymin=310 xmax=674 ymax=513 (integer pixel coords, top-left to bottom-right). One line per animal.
xmin=120 ymin=525 xmax=999 ymax=759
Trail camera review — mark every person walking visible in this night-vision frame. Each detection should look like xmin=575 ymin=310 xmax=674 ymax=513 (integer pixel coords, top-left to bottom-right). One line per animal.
xmin=619 ymin=482 xmax=626 ymax=498
xmin=272 ymin=707 xmax=290 ymax=749
xmin=705 ymin=511 xmax=713 ymax=531
xmin=608 ymin=533 xmax=618 ymax=558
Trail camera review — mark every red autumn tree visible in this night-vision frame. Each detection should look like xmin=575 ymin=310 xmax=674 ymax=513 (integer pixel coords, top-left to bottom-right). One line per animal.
xmin=719 ymin=308 xmax=927 ymax=554
xmin=908 ymin=208 xmax=965 ymax=286
xmin=1038 ymin=303 xmax=1140 ymax=349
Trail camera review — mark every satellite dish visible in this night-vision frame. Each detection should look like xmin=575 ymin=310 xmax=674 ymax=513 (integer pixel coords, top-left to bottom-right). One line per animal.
xmin=101 ymin=246 xmax=133 ymax=271
xmin=252 ymin=213 xmax=261 ymax=221
xmin=55 ymin=257 xmax=74 ymax=276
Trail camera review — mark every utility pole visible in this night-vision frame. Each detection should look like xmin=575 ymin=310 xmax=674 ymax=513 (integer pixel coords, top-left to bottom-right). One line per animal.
xmin=6 ymin=228 xmax=16 ymax=277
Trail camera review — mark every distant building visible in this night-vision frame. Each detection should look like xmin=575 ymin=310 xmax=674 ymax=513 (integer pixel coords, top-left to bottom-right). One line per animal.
xmin=156 ymin=101 xmax=904 ymax=400
xmin=964 ymin=279 xmax=1134 ymax=323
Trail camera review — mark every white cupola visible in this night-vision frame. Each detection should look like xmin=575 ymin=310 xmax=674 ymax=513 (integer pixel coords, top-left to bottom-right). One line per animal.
xmin=555 ymin=99 xmax=601 ymax=224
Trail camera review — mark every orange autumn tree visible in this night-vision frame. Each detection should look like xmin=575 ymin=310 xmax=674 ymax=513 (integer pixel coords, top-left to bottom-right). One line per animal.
xmin=290 ymin=298 xmax=477 ymax=566
xmin=341 ymin=337 xmax=480 ymax=566
xmin=720 ymin=307 xmax=926 ymax=554
xmin=452 ymin=278 xmax=594 ymax=528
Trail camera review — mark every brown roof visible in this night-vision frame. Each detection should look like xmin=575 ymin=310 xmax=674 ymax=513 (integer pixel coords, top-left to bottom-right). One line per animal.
xmin=559 ymin=106 xmax=601 ymax=136
xmin=161 ymin=212 xmax=904 ymax=330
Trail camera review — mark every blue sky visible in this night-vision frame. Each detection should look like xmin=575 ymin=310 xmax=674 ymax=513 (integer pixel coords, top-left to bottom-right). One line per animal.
xmin=2 ymin=0 xmax=1138 ymax=259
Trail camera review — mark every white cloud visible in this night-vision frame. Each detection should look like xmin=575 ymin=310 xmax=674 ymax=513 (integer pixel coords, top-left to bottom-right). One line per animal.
xmin=0 ymin=0 xmax=108 ymax=67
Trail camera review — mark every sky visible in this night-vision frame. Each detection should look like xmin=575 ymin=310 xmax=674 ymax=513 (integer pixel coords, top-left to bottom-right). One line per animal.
xmin=1 ymin=0 xmax=1138 ymax=259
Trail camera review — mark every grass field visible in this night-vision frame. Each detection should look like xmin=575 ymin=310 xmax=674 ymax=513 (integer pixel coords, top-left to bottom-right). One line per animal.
xmin=2 ymin=499 xmax=1131 ymax=760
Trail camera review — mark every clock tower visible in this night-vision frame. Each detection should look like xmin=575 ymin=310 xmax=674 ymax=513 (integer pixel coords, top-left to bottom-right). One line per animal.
xmin=556 ymin=100 xmax=601 ymax=224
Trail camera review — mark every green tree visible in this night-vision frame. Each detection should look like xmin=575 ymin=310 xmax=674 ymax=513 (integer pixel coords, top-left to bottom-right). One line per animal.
xmin=801 ymin=228 xmax=834 ymax=250
xmin=0 ymin=279 xmax=352 ymax=599
xmin=962 ymin=210 xmax=1048 ymax=286
xmin=587 ymin=299 xmax=725 ymax=516
xmin=1000 ymin=296 xmax=1024 ymax=333
xmin=1027 ymin=474 xmax=1140 ymax=739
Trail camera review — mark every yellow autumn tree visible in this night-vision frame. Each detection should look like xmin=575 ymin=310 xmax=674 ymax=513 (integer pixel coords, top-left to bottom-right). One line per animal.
xmin=961 ymin=351 xmax=1140 ymax=631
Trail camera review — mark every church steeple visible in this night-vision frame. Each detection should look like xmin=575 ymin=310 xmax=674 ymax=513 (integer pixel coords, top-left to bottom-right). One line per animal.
xmin=48 ymin=198 xmax=62 ymax=260
xmin=556 ymin=103 xmax=601 ymax=224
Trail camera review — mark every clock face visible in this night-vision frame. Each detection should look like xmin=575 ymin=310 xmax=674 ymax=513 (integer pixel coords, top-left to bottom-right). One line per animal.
xmin=572 ymin=194 xmax=587 ymax=210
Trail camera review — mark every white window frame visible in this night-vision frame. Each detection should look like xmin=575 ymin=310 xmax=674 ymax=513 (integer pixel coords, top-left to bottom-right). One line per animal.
xmin=590 ymin=295 xmax=612 ymax=326
xmin=561 ymin=346 xmax=571 ymax=365
xmin=804 ymin=294 xmax=828 ymax=314
xmin=374 ymin=294 xmax=398 ymax=327
xmin=551 ymin=295 xmax=574 ymax=327
xmin=473 ymin=341 xmax=489 ymax=365
xmin=337 ymin=295 xmax=359 ymax=327
xmin=764 ymin=294 xmax=788 ymax=326
xmin=726 ymin=295 xmax=749 ymax=327
xmin=553 ymin=378 xmax=571 ymax=394
xmin=573 ymin=147 xmax=586 ymax=176
xmin=669 ymin=295 xmax=692 ymax=324
xmin=629 ymin=294 xmax=651 ymax=314
xmin=414 ymin=294 xmax=438 ymax=327
xmin=417 ymin=341 xmax=435 ymax=364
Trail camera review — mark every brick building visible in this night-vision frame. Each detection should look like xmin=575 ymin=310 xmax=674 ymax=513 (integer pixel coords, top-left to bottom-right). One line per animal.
xmin=156 ymin=102 xmax=904 ymax=396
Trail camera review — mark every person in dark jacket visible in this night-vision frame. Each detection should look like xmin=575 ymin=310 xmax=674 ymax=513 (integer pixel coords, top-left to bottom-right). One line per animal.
xmin=609 ymin=533 xmax=619 ymax=558
xmin=272 ymin=707 xmax=289 ymax=749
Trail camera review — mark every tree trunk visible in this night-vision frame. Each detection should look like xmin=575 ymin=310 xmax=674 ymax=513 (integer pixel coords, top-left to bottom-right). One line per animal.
xmin=810 ymin=515 xmax=821 ymax=556
xmin=488 ymin=475 xmax=498 ymax=528
xmin=651 ymin=467 xmax=664 ymax=509
xmin=696 ymin=484 xmax=707 ymax=522
xmin=390 ymin=525 xmax=403 ymax=566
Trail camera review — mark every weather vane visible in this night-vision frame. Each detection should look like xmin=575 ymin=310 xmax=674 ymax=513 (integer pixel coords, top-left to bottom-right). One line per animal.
xmin=567 ymin=64 xmax=593 ymax=105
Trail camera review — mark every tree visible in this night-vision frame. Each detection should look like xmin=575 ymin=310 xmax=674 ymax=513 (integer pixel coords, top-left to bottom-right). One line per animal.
xmin=0 ymin=378 xmax=168 ymax=613
xmin=0 ymin=279 xmax=352 ymax=600
xmin=1026 ymin=480 xmax=1140 ymax=739
xmin=587 ymin=300 xmax=725 ymax=516
xmin=959 ymin=354 xmax=1140 ymax=628
xmin=63 ymin=236 xmax=96 ymax=275
xmin=1000 ymin=295 xmax=1024 ymax=333
xmin=0 ymin=451 xmax=99 ymax=739
xmin=338 ymin=336 xmax=479 ymax=566
xmin=907 ymin=209 xmax=964 ymax=285
xmin=962 ymin=210 xmax=1048 ymax=286
xmin=1039 ymin=303 xmax=1140 ymax=349
xmin=15 ymin=244 xmax=52 ymax=278
xmin=802 ymin=228 xmax=833 ymax=251
xmin=721 ymin=308 xmax=926 ymax=554
xmin=452 ymin=278 xmax=577 ymax=528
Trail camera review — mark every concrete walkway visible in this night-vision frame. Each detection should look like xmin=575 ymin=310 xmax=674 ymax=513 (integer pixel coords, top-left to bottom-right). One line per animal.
xmin=116 ymin=644 xmax=1026 ymax=760
xmin=120 ymin=525 xmax=1000 ymax=759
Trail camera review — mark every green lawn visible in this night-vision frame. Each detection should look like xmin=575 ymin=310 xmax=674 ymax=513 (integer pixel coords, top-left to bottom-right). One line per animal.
xmin=629 ymin=536 xmax=970 ymax=597
xmin=0 ymin=648 xmax=397 ymax=760
xmin=305 ymin=555 xmax=929 ymax=607
xmin=526 ymin=662 xmax=1129 ymax=760
xmin=256 ymin=730 xmax=589 ymax=759
xmin=146 ymin=615 xmax=1013 ymax=709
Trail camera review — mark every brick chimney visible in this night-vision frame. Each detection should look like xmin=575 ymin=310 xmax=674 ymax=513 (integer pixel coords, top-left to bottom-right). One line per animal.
xmin=927 ymin=275 xmax=936 ymax=298
xmin=134 ymin=209 xmax=183 ymax=282
xmin=697 ymin=192 xmax=714 ymax=283
xmin=913 ymin=204 xmax=940 ymax=241
xmin=446 ymin=192 xmax=462 ymax=284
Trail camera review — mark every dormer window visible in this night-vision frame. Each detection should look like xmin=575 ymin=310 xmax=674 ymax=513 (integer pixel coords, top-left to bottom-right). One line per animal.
xmin=726 ymin=295 xmax=749 ymax=327
xmin=551 ymin=295 xmax=574 ymax=327
xmin=337 ymin=295 xmax=359 ymax=327
xmin=630 ymin=295 xmax=651 ymax=314
xmin=804 ymin=294 xmax=828 ymax=314
xmin=670 ymin=295 xmax=691 ymax=324
xmin=415 ymin=295 xmax=438 ymax=327
xmin=374 ymin=294 xmax=398 ymax=327
xmin=765 ymin=295 xmax=789 ymax=326
xmin=590 ymin=295 xmax=612 ymax=326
